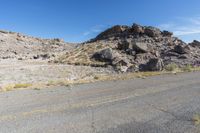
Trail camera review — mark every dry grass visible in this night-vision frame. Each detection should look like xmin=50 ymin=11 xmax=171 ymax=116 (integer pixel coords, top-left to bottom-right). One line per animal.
xmin=164 ymin=63 xmax=179 ymax=72
xmin=1 ymin=66 xmax=200 ymax=92
xmin=54 ymin=42 xmax=109 ymax=66
xmin=2 ymin=83 xmax=32 ymax=92
xmin=181 ymin=64 xmax=193 ymax=72
xmin=14 ymin=83 xmax=32 ymax=89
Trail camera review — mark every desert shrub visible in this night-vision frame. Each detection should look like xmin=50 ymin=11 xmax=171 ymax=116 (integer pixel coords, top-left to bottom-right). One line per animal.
xmin=164 ymin=63 xmax=179 ymax=71
xmin=181 ymin=64 xmax=193 ymax=72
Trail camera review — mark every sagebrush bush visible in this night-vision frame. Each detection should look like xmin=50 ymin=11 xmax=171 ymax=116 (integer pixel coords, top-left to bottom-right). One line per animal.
xmin=164 ymin=63 xmax=179 ymax=71
xmin=181 ymin=64 xmax=193 ymax=72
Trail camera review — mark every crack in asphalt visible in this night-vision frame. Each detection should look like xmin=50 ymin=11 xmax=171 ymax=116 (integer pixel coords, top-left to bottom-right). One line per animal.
xmin=147 ymin=103 xmax=196 ymax=124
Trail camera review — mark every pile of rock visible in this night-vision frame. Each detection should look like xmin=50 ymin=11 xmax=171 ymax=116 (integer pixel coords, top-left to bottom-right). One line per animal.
xmin=89 ymin=23 xmax=200 ymax=72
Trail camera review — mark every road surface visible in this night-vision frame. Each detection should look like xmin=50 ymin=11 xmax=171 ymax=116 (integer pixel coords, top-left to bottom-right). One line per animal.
xmin=0 ymin=72 xmax=200 ymax=133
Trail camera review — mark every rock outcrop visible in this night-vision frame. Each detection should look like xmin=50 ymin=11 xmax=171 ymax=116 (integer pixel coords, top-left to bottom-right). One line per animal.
xmin=56 ymin=23 xmax=200 ymax=72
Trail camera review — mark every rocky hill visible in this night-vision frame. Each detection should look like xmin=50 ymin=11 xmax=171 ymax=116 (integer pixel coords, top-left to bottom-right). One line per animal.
xmin=0 ymin=30 xmax=74 ymax=60
xmin=55 ymin=23 xmax=200 ymax=72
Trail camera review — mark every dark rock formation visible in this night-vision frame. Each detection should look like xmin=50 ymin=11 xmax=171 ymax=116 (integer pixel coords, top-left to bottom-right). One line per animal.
xmin=65 ymin=23 xmax=200 ymax=72
xmin=141 ymin=58 xmax=164 ymax=71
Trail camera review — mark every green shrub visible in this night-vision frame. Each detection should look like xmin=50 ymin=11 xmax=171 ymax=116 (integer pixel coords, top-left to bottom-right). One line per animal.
xmin=181 ymin=64 xmax=193 ymax=72
xmin=164 ymin=63 xmax=179 ymax=71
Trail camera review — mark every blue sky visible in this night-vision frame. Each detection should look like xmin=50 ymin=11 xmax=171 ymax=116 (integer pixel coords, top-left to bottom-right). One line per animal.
xmin=0 ymin=0 xmax=200 ymax=43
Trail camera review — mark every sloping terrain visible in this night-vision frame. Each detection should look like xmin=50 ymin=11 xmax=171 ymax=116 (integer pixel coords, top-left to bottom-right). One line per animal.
xmin=0 ymin=30 xmax=114 ymax=89
xmin=55 ymin=23 xmax=200 ymax=72
xmin=0 ymin=30 xmax=74 ymax=60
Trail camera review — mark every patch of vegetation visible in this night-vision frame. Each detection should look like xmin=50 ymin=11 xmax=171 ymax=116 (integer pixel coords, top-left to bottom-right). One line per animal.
xmin=2 ymin=84 xmax=15 ymax=91
xmin=33 ymin=88 xmax=41 ymax=91
xmin=14 ymin=83 xmax=32 ymax=89
xmin=193 ymin=114 xmax=200 ymax=125
xmin=181 ymin=64 xmax=193 ymax=72
xmin=164 ymin=63 xmax=179 ymax=72
xmin=1 ymin=83 xmax=32 ymax=92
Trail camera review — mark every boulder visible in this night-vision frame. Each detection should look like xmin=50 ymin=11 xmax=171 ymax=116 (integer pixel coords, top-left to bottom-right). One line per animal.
xmin=33 ymin=55 xmax=40 ymax=59
xmin=127 ymin=65 xmax=139 ymax=72
xmin=142 ymin=58 xmax=164 ymax=71
xmin=92 ymin=48 xmax=115 ymax=62
xmin=174 ymin=45 xmax=188 ymax=54
xmin=144 ymin=26 xmax=161 ymax=37
xmin=40 ymin=54 xmax=50 ymax=59
xmin=132 ymin=42 xmax=149 ymax=53
xmin=112 ymin=57 xmax=130 ymax=72
xmin=162 ymin=30 xmax=173 ymax=37
xmin=117 ymin=39 xmax=132 ymax=50
xmin=131 ymin=23 xmax=144 ymax=34
xmin=189 ymin=40 xmax=200 ymax=47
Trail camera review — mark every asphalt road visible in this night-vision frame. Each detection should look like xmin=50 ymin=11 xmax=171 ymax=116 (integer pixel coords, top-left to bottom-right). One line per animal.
xmin=0 ymin=72 xmax=200 ymax=133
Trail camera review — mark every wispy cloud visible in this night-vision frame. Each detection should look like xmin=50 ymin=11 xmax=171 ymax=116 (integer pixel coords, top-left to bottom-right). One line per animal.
xmin=158 ymin=16 xmax=200 ymax=42
xmin=83 ymin=25 xmax=107 ymax=36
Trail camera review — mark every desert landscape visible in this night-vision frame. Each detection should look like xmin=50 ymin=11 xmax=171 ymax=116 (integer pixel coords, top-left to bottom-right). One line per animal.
xmin=0 ymin=23 xmax=200 ymax=91
xmin=1 ymin=1 xmax=200 ymax=132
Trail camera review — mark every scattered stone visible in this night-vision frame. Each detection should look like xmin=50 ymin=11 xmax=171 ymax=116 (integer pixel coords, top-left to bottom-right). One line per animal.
xmin=40 ymin=54 xmax=50 ymax=59
xmin=33 ymin=55 xmax=40 ymax=59
xmin=18 ymin=57 xmax=23 ymax=60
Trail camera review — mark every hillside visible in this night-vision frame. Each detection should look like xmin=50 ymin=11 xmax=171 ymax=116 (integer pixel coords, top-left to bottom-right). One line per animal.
xmin=0 ymin=30 xmax=74 ymax=60
xmin=55 ymin=23 xmax=200 ymax=72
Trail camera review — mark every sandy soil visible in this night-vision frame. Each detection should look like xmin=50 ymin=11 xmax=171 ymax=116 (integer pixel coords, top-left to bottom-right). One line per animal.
xmin=0 ymin=59 xmax=114 ymax=88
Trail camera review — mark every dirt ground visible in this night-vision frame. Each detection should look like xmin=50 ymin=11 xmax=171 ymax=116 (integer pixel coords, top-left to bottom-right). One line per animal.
xmin=0 ymin=59 xmax=114 ymax=88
